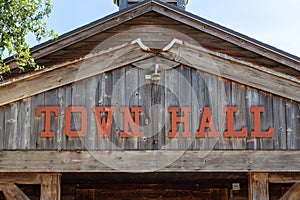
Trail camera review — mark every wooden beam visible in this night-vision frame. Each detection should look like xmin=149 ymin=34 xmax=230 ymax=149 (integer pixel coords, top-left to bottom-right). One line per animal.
xmin=280 ymin=183 xmax=300 ymax=200
xmin=0 ymin=173 xmax=41 ymax=184
xmin=0 ymin=183 xmax=30 ymax=200
xmin=249 ymin=173 xmax=269 ymax=200
xmin=269 ymin=173 xmax=300 ymax=183
xmin=0 ymin=151 xmax=300 ymax=172
xmin=40 ymin=173 xmax=61 ymax=200
xmin=0 ymin=44 xmax=154 ymax=107
xmin=163 ymin=44 xmax=300 ymax=102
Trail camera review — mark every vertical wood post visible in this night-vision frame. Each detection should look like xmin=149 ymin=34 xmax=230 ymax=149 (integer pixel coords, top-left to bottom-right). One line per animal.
xmin=249 ymin=173 xmax=269 ymax=200
xmin=40 ymin=173 xmax=61 ymax=200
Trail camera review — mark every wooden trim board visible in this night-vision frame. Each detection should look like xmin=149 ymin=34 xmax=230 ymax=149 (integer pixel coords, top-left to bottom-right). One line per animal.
xmin=0 ymin=151 xmax=299 ymax=173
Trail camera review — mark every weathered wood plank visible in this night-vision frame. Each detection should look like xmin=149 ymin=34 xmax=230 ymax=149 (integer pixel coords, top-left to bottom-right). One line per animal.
xmin=269 ymin=173 xmax=300 ymax=183
xmin=279 ymin=183 xmax=300 ymax=200
xmin=70 ymin=81 xmax=85 ymax=150
xmin=5 ymin=103 xmax=18 ymax=149
xmin=61 ymin=86 xmax=72 ymax=150
xmin=84 ymin=77 xmax=98 ymax=150
xmin=31 ymin=93 xmax=45 ymax=149
xmin=191 ymin=70 xmax=206 ymax=150
xmin=0 ymin=173 xmax=41 ymax=184
xmin=246 ymin=87 xmax=259 ymax=150
xmin=125 ymin=66 xmax=139 ymax=149
xmin=43 ymin=89 xmax=58 ymax=150
xmin=178 ymin=65 xmax=192 ymax=150
xmin=204 ymin=73 xmax=219 ymax=150
xmin=248 ymin=173 xmax=269 ymax=200
xmin=215 ymin=78 xmax=231 ymax=149
xmin=154 ymin=70 xmax=166 ymax=150
xmin=17 ymin=99 xmax=31 ymax=149
xmin=0 ymin=107 xmax=5 ymax=150
xmin=165 ymin=67 xmax=179 ymax=149
xmin=0 ymin=183 xmax=30 ymax=200
xmin=273 ymin=97 xmax=287 ymax=150
xmin=40 ymin=173 xmax=61 ymax=200
xmin=259 ymin=92 xmax=274 ymax=150
xmin=0 ymin=45 xmax=154 ymax=107
xmin=112 ymin=68 xmax=125 ymax=150
xmin=164 ymin=45 xmax=300 ymax=102
xmin=137 ymin=67 xmax=152 ymax=149
xmin=286 ymin=101 xmax=300 ymax=150
xmin=0 ymin=151 xmax=299 ymax=172
xmin=230 ymin=82 xmax=246 ymax=150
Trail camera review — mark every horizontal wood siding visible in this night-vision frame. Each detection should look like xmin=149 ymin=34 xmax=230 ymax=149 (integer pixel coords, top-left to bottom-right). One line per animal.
xmin=0 ymin=65 xmax=299 ymax=150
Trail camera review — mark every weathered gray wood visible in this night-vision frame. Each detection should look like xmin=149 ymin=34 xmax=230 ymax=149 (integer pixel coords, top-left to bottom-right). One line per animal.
xmin=57 ymin=87 xmax=66 ymax=151
xmin=273 ymin=97 xmax=287 ymax=149
xmin=0 ymin=45 xmax=154 ymax=107
xmin=248 ymin=173 xmax=269 ymax=200
xmin=0 ymin=151 xmax=299 ymax=172
xmin=178 ymin=65 xmax=192 ymax=150
xmin=0 ymin=65 xmax=299 ymax=151
xmin=125 ymin=66 xmax=139 ymax=149
xmin=84 ymin=77 xmax=98 ymax=150
xmin=5 ymin=103 xmax=18 ymax=149
xmin=286 ymin=102 xmax=300 ymax=150
xmin=62 ymin=86 xmax=71 ymax=150
xmin=31 ymin=92 xmax=45 ymax=149
xmin=137 ymin=67 xmax=152 ymax=149
xmin=259 ymin=92 xmax=274 ymax=150
xmin=95 ymin=73 xmax=111 ymax=150
xmin=42 ymin=89 xmax=58 ymax=150
xmin=17 ymin=99 xmax=31 ymax=149
xmin=164 ymin=45 xmax=300 ymax=102
xmin=279 ymin=183 xmax=300 ymax=200
xmin=70 ymin=81 xmax=85 ymax=150
xmin=0 ymin=107 xmax=5 ymax=150
xmin=215 ymin=77 xmax=231 ymax=150
xmin=165 ymin=67 xmax=179 ymax=149
xmin=204 ymin=73 xmax=219 ymax=150
xmin=191 ymin=70 xmax=206 ymax=150
xmin=230 ymin=82 xmax=247 ymax=149
xmin=246 ymin=87 xmax=259 ymax=150
xmin=154 ymin=70 xmax=166 ymax=150
xmin=112 ymin=68 xmax=125 ymax=150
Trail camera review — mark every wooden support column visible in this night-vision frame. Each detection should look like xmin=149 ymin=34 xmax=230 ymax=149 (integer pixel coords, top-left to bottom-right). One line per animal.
xmin=279 ymin=183 xmax=300 ymax=200
xmin=40 ymin=173 xmax=61 ymax=200
xmin=249 ymin=173 xmax=269 ymax=200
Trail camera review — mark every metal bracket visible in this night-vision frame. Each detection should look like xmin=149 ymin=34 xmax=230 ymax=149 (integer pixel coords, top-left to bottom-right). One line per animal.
xmin=145 ymin=64 xmax=161 ymax=81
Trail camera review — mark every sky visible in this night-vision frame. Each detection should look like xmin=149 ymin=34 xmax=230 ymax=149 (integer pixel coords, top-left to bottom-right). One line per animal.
xmin=28 ymin=0 xmax=300 ymax=57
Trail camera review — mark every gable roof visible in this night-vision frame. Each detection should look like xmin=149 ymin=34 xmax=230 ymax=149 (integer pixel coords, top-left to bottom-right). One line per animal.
xmin=2 ymin=0 xmax=299 ymax=81
xmin=4 ymin=0 xmax=300 ymax=80
xmin=1 ymin=37 xmax=299 ymax=107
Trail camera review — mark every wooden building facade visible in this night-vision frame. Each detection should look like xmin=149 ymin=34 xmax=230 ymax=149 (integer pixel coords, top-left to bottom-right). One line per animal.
xmin=1 ymin=0 xmax=299 ymax=199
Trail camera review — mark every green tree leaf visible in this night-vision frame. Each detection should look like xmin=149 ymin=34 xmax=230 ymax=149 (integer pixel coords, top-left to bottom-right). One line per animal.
xmin=0 ymin=0 xmax=56 ymax=75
